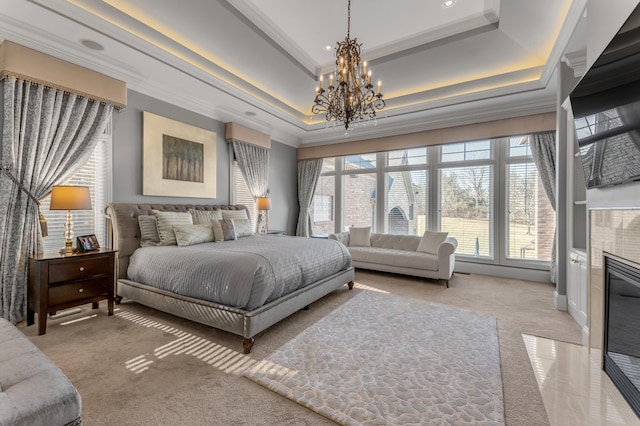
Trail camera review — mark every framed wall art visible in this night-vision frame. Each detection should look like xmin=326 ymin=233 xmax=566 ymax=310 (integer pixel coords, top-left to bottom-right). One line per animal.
xmin=143 ymin=111 xmax=217 ymax=198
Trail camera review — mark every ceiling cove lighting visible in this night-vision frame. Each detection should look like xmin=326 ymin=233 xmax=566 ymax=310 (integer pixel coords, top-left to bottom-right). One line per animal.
xmin=312 ymin=0 xmax=385 ymax=132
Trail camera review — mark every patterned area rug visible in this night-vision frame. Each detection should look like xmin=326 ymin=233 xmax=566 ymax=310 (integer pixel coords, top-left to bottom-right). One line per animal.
xmin=243 ymin=291 xmax=505 ymax=425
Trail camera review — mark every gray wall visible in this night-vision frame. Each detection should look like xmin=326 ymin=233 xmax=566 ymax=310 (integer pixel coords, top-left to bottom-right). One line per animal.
xmin=112 ymin=89 xmax=299 ymax=233
xmin=268 ymin=140 xmax=299 ymax=235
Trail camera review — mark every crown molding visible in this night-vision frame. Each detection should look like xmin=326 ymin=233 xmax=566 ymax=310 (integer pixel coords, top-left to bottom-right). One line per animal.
xmin=539 ymin=0 xmax=588 ymax=86
xmin=562 ymin=50 xmax=588 ymax=78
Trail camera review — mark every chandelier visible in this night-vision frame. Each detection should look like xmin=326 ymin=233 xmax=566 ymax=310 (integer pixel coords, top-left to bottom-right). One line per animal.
xmin=312 ymin=0 xmax=385 ymax=131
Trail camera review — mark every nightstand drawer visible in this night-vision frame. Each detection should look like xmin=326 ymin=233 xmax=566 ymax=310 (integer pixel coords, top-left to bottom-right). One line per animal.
xmin=49 ymin=278 xmax=110 ymax=306
xmin=49 ymin=256 xmax=110 ymax=283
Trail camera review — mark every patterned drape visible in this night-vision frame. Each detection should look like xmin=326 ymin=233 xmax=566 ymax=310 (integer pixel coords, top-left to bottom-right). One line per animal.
xmin=232 ymin=141 xmax=270 ymax=231
xmin=530 ymin=131 xmax=557 ymax=283
xmin=296 ymin=159 xmax=323 ymax=237
xmin=0 ymin=77 xmax=114 ymax=323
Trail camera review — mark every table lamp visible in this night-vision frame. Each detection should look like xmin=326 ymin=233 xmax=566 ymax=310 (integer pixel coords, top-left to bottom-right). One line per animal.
xmin=49 ymin=185 xmax=92 ymax=255
xmin=256 ymin=197 xmax=272 ymax=233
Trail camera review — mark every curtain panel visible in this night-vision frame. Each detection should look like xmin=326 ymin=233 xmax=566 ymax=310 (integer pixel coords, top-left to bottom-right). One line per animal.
xmin=529 ymin=131 xmax=557 ymax=283
xmin=231 ymin=141 xmax=270 ymax=231
xmin=296 ymin=159 xmax=323 ymax=237
xmin=0 ymin=77 xmax=113 ymax=323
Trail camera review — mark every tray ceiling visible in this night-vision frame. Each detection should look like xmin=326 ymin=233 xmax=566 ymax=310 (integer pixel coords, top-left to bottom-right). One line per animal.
xmin=0 ymin=0 xmax=587 ymax=146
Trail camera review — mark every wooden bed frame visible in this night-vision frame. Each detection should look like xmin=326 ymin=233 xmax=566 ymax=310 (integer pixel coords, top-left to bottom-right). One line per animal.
xmin=105 ymin=202 xmax=354 ymax=353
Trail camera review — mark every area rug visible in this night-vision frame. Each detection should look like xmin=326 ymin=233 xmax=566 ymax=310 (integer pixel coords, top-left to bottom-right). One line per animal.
xmin=243 ymin=291 xmax=505 ymax=425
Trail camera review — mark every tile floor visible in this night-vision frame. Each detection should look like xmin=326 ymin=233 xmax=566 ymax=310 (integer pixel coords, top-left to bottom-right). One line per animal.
xmin=523 ymin=334 xmax=640 ymax=425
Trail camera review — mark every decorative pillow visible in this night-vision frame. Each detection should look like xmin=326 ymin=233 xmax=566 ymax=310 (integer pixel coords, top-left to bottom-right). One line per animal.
xmin=173 ymin=224 xmax=214 ymax=247
xmin=417 ymin=231 xmax=449 ymax=254
xmin=221 ymin=209 xmax=249 ymax=221
xmin=188 ymin=209 xmax=223 ymax=225
xmin=232 ymin=218 xmax=253 ymax=238
xmin=138 ymin=215 xmax=160 ymax=247
xmin=211 ymin=220 xmax=224 ymax=242
xmin=152 ymin=210 xmax=193 ymax=246
xmin=349 ymin=226 xmax=371 ymax=247
xmin=219 ymin=218 xmax=237 ymax=241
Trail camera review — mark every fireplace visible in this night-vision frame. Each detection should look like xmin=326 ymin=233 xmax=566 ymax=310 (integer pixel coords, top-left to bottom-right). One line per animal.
xmin=604 ymin=256 xmax=640 ymax=418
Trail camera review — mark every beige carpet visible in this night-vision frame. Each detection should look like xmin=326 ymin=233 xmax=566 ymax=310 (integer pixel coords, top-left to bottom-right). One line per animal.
xmin=19 ymin=271 xmax=581 ymax=425
xmin=244 ymin=291 xmax=504 ymax=425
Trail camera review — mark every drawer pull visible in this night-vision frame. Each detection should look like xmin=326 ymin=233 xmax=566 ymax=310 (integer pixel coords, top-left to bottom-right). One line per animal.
xmin=79 ymin=267 xmax=85 ymax=272
xmin=79 ymin=288 xmax=84 ymax=293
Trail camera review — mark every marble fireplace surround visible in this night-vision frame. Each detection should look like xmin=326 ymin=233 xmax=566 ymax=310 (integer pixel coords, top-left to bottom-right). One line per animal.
xmin=590 ymin=209 xmax=640 ymax=352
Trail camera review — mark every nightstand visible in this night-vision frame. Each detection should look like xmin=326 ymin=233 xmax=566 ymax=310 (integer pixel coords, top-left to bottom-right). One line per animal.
xmin=28 ymin=249 xmax=116 ymax=335
xmin=266 ymin=230 xmax=285 ymax=235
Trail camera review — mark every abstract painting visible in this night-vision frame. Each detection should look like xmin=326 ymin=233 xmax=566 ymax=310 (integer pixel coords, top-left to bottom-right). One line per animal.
xmin=143 ymin=111 xmax=216 ymax=198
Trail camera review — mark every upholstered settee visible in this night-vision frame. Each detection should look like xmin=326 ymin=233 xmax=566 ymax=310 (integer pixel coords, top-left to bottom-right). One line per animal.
xmin=0 ymin=318 xmax=81 ymax=426
xmin=329 ymin=230 xmax=458 ymax=287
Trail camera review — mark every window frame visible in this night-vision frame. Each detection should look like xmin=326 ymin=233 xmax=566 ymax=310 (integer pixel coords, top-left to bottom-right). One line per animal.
xmin=309 ymin=135 xmax=552 ymax=272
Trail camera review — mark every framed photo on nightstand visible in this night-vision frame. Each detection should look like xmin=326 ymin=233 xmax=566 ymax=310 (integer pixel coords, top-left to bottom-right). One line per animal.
xmin=76 ymin=234 xmax=100 ymax=252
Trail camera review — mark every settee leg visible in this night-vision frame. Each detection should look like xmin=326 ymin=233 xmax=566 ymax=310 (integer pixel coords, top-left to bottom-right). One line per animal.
xmin=242 ymin=337 xmax=255 ymax=354
xmin=348 ymin=280 xmax=354 ymax=290
xmin=445 ymin=279 xmax=449 ymax=288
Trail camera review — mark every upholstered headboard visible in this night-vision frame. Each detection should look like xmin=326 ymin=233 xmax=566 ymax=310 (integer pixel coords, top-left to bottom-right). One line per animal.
xmin=104 ymin=203 xmax=249 ymax=279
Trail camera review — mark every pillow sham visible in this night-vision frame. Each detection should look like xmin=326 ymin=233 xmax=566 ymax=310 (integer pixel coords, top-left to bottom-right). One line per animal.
xmin=219 ymin=218 xmax=237 ymax=241
xmin=188 ymin=209 xmax=223 ymax=225
xmin=152 ymin=210 xmax=193 ymax=246
xmin=417 ymin=230 xmax=448 ymax=254
xmin=232 ymin=218 xmax=253 ymax=238
xmin=349 ymin=226 xmax=371 ymax=247
xmin=173 ymin=223 xmax=214 ymax=247
xmin=221 ymin=209 xmax=248 ymax=221
xmin=138 ymin=215 xmax=160 ymax=247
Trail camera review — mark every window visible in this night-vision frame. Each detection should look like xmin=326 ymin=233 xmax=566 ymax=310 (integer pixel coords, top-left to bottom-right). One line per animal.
xmin=310 ymin=133 xmax=553 ymax=270
xmin=313 ymin=195 xmax=333 ymax=222
xmin=311 ymin=158 xmax=336 ymax=234
xmin=384 ymin=149 xmax=428 ymax=236
xmin=41 ymin=123 xmax=112 ymax=252
xmin=441 ymin=140 xmax=491 ymax=162
xmin=440 ymin=165 xmax=492 ymax=257
xmin=231 ymin=160 xmax=258 ymax=230
xmin=505 ymin=137 xmax=555 ymax=261
xmin=342 ymin=172 xmax=377 ymax=231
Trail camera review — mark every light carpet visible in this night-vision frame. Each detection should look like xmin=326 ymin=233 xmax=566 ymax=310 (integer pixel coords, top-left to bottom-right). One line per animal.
xmin=243 ymin=291 xmax=505 ymax=425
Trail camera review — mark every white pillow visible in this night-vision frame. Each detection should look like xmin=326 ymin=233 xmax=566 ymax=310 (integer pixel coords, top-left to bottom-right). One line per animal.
xmin=349 ymin=226 xmax=371 ymax=247
xmin=152 ymin=210 xmax=193 ymax=246
xmin=188 ymin=209 xmax=223 ymax=225
xmin=232 ymin=218 xmax=253 ymax=238
xmin=417 ymin=231 xmax=448 ymax=254
xmin=173 ymin=224 xmax=214 ymax=247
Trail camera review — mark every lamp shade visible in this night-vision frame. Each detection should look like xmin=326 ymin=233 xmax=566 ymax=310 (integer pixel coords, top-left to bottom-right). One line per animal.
xmin=49 ymin=186 xmax=92 ymax=210
xmin=256 ymin=197 xmax=272 ymax=210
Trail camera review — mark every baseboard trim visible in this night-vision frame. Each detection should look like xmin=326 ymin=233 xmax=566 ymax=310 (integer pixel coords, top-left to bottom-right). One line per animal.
xmin=554 ymin=291 xmax=568 ymax=311
xmin=581 ymin=325 xmax=589 ymax=346
xmin=455 ymin=261 xmax=551 ymax=283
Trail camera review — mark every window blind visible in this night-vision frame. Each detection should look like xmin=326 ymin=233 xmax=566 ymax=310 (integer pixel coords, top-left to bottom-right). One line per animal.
xmin=40 ymin=124 xmax=112 ymax=252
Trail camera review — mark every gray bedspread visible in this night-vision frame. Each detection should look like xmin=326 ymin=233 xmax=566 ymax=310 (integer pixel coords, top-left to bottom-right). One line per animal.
xmin=127 ymin=234 xmax=352 ymax=310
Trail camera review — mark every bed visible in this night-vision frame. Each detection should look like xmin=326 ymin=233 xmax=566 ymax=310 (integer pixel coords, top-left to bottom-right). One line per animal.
xmin=105 ymin=203 xmax=354 ymax=353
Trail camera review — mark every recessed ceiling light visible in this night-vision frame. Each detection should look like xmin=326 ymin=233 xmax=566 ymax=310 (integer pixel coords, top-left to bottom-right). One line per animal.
xmin=80 ymin=39 xmax=104 ymax=51
xmin=441 ymin=0 xmax=456 ymax=8
xmin=244 ymin=111 xmax=256 ymax=117
xmin=324 ymin=45 xmax=333 ymax=51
